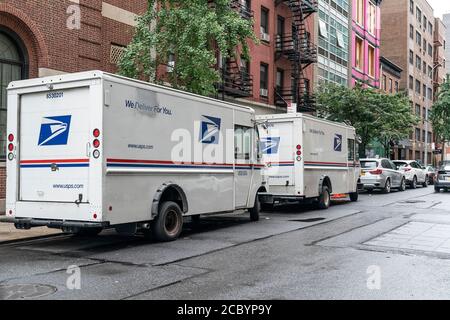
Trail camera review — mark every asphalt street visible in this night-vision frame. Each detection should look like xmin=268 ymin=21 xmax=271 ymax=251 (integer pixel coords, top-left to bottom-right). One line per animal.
xmin=1 ymin=186 xmax=450 ymax=300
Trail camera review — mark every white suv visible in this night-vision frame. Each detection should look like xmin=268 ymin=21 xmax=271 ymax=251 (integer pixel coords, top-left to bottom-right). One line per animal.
xmin=393 ymin=160 xmax=428 ymax=189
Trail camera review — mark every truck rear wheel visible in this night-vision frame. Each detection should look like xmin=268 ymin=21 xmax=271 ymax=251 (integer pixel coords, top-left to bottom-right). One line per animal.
xmin=249 ymin=195 xmax=260 ymax=222
xmin=317 ymin=186 xmax=331 ymax=210
xmin=349 ymin=191 xmax=358 ymax=202
xmin=151 ymin=201 xmax=183 ymax=242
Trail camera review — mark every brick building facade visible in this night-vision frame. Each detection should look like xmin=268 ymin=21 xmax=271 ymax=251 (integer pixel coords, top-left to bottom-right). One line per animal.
xmin=0 ymin=0 xmax=148 ymax=211
xmin=381 ymin=0 xmax=435 ymax=165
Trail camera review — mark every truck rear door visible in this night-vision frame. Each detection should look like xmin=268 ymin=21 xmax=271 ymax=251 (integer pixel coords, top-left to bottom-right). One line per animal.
xmin=261 ymin=121 xmax=295 ymax=186
xmin=19 ymin=87 xmax=90 ymax=203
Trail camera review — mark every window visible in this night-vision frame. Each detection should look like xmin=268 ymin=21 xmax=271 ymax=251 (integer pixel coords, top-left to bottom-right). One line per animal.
xmin=382 ymin=75 xmax=387 ymax=91
xmin=336 ymin=32 xmax=345 ymax=48
xmin=416 ymin=31 xmax=421 ymax=46
xmin=356 ymin=0 xmax=364 ymax=25
xmin=368 ymin=2 xmax=376 ymax=35
xmin=348 ymin=139 xmax=355 ymax=161
xmin=415 ymin=104 xmax=421 ymax=115
xmin=0 ymin=32 xmax=25 ymax=159
xmin=428 ymin=21 xmax=433 ymax=35
xmin=409 ymin=76 xmax=414 ymax=90
xmin=428 ymin=65 xmax=433 ymax=78
xmin=410 ymin=24 xmax=414 ymax=39
xmin=319 ymin=20 xmax=328 ymax=38
xmin=276 ymin=69 xmax=284 ymax=91
xmin=410 ymin=0 xmax=414 ymax=14
xmin=424 ymin=16 xmax=427 ymax=29
xmin=423 ymin=107 xmax=427 ymax=119
xmin=428 ymin=44 xmax=432 ymax=57
xmin=395 ymin=81 xmax=399 ymax=93
xmin=416 ymin=7 xmax=422 ymax=24
xmin=355 ymin=37 xmax=364 ymax=71
xmin=427 ymin=87 xmax=433 ymax=100
xmin=423 ymin=61 xmax=426 ymax=74
xmin=234 ymin=126 xmax=252 ymax=160
xmin=423 ymin=39 xmax=427 ymax=52
xmin=260 ymin=63 xmax=268 ymax=96
xmin=423 ymin=84 xmax=426 ymax=97
xmin=415 ymin=128 xmax=421 ymax=141
xmin=260 ymin=7 xmax=269 ymax=35
xmin=409 ymin=50 xmax=414 ymax=64
xmin=416 ymin=55 xmax=421 ymax=70
xmin=415 ymin=79 xmax=421 ymax=94
xmin=368 ymin=45 xmax=375 ymax=77
xmin=276 ymin=16 xmax=284 ymax=37
xmin=389 ymin=78 xmax=393 ymax=93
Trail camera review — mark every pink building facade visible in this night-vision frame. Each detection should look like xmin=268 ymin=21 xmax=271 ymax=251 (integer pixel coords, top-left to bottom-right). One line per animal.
xmin=351 ymin=0 xmax=382 ymax=88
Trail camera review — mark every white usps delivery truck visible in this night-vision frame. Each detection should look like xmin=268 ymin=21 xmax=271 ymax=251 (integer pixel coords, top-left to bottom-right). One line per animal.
xmin=5 ymin=71 xmax=266 ymax=241
xmin=257 ymin=113 xmax=360 ymax=209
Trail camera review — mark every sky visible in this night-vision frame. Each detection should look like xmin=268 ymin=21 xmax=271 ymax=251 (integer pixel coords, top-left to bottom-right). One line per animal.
xmin=428 ymin=0 xmax=450 ymax=19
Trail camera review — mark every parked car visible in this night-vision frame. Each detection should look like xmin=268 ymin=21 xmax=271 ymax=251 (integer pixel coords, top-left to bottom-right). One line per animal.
xmin=360 ymin=158 xmax=406 ymax=193
xmin=435 ymin=161 xmax=450 ymax=192
xmin=393 ymin=160 xmax=428 ymax=189
xmin=424 ymin=165 xmax=436 ymax=185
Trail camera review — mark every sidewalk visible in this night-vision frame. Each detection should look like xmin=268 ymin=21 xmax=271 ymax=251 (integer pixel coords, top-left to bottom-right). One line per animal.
xmin=0 ymin=217 xmax=61 ymax=243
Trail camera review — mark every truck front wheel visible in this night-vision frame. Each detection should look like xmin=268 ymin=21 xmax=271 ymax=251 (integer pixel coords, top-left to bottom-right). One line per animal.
xmin=249 ymin=195 xmax=260 ymax=222
xmin=151 ymin=201 xmax=183 ymax=242
xmin=316 ymin=186 xmax=331 ymax=210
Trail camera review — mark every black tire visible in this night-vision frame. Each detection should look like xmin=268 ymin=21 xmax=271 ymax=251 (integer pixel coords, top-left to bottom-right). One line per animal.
xmin=249 ymin=195 xmax=260 ymax=222
xmin=317 ymin=186 xmax=331 ymax=210
xmin=151 ymin=201 xmax=183 ymax=242
xmin=71 ymin=227 xmax=103 ymax=237
xmin=410 ymin=176 xmax=417 ymax=189
xmin=435 ymin=186 xmax=441 ymax=193
xmin=422 ymin=177 xmax=429 ymax=188
xmin=398 ymin=178 xmax=406 ymax=192
xmin=382 ymin=179 xmax=391 ymax=194
xmin=349 ymin=191 xmax=358 ymax=202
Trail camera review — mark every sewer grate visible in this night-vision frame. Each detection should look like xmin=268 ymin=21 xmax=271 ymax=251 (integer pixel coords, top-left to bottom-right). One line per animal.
xmin=0 ymin=284 xmax=57 ymax=300
xmin=290 ymin=218 xmax=326 ymax=223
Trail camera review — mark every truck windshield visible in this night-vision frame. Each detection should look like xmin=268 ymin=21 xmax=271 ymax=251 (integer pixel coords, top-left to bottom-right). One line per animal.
xmin=361 ymin=161 xmax=378 ymax=169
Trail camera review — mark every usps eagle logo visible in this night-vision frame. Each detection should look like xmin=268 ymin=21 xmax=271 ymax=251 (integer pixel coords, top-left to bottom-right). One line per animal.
xmin=334 ymin=134 xmax=343 ymax=152
xmin=38 ymin=115 xmax=72 ymax=146
xmin=260 ymin=137 xmax=281 ymax=155
xmin=199 ymin=115 xmax=221 ymax=144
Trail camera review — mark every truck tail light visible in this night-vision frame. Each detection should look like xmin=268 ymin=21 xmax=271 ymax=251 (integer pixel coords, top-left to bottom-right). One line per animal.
xmin=93 ymin=129 xmax=100 ymax=138
xmin=8 ymin=134 xmax=14 ymax=142
xmin=369 ymin=169 xmax=383 ymax=175
xmin=296 ymin=150 xmax=302 ymax=156
xmin=93 ymin=139 xmax=100 ymax=148
xmin=296 ymin=145 xmax=302 ymax=150
xmin=8 ymin=143 xmax=14 ymax=152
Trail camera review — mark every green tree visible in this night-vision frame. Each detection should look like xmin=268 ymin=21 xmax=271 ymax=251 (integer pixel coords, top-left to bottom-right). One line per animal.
xmin=316 ymin=83 xmax=418 ymax=158
xmin=118 ymin=0 xmax=257 ymax=96
xmin=430 ymin=76 xmax=450 ymax=160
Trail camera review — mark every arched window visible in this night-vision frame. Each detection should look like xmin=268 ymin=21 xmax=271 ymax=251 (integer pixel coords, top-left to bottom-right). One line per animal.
xmin=0 ymin=31 xmax=26 ymax=159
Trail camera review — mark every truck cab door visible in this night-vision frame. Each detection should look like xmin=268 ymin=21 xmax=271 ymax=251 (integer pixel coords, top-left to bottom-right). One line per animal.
xmin=347 ymin=137 xmax=358 ymax=192
xmin=234 ymin=125 xmax=253 ymax=208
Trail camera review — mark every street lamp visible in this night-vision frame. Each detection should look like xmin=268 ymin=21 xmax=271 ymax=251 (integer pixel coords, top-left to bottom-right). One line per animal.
xmin=424 ymin=63 xmax=443 ymax=166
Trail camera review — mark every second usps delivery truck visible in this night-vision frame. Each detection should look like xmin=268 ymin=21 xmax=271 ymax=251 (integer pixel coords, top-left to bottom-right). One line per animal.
xmin=257 ymin=113 xmax=360 ymax=210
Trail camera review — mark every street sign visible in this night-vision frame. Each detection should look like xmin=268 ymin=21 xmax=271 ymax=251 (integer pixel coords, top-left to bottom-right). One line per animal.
xmin=433 ymin=149 xmax=443 ymax=155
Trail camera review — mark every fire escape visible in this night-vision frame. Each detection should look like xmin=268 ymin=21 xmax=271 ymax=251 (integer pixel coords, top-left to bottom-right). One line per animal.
xmin=215 ymin=0 xmax=254 ymax=99
xmin=274 ymin=0 xmax=318 ymax=112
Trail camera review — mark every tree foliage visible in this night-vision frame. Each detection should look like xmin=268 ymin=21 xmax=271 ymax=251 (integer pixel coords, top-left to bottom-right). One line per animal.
xmin=118 ymin=0 xmax=257 ymax=96
xmin=430 ymin=77 xmax=450 ymax=154
xmin=315 ymin=83 xmax=418 ymax=157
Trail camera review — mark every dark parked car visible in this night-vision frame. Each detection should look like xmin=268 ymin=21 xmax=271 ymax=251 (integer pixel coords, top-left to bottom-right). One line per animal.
xmin=435 ymin=161 xmax=450 ymax=192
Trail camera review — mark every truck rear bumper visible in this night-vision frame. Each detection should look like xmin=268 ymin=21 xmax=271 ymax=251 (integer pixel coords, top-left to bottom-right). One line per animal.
xmin=6 ymin=217 xmax=110 ymax=230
